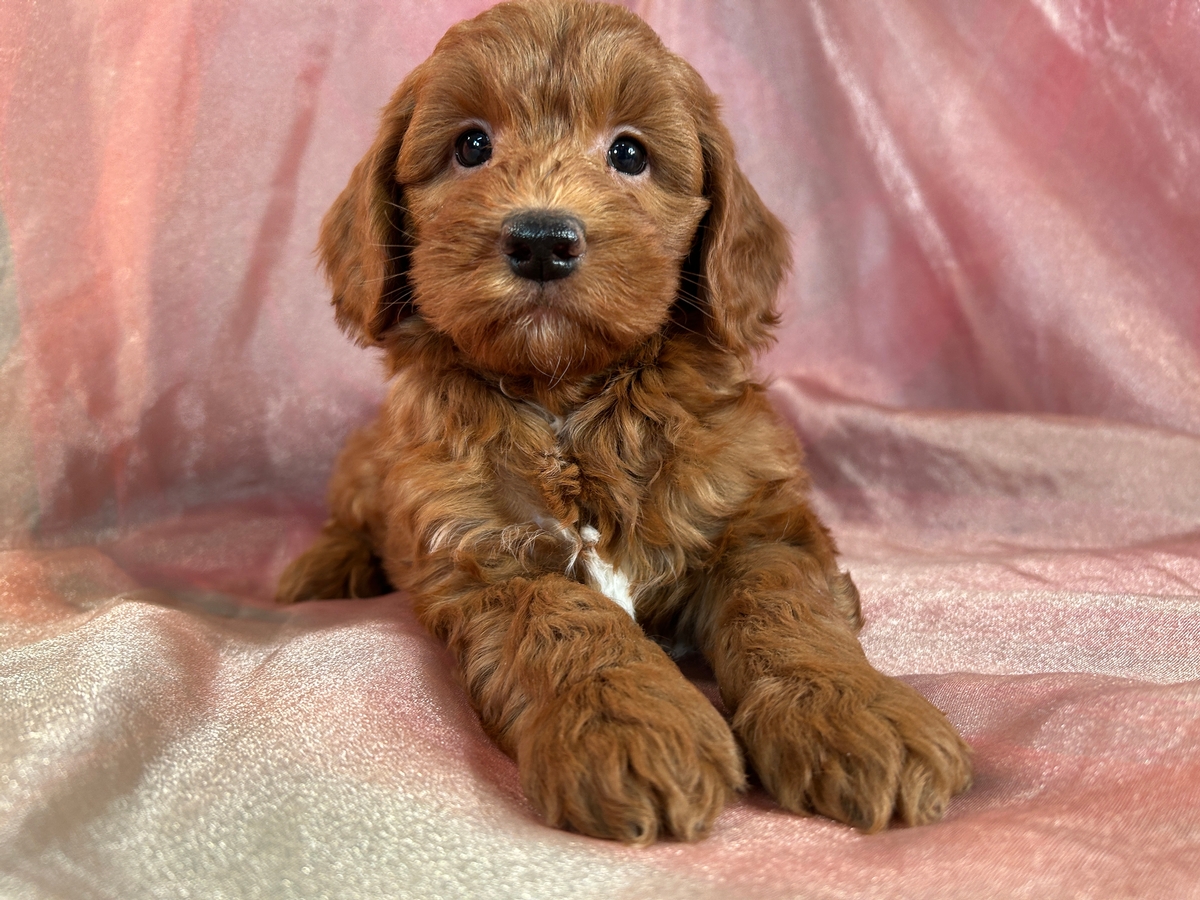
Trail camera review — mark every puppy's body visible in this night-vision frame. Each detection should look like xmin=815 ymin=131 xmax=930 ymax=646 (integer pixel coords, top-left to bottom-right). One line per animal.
xmin=280 ymin=0 xmax=971 ymax=843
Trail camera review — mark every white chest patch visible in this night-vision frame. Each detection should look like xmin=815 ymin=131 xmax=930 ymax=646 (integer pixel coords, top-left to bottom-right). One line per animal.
xmin=500 ymin=413 xmax=637 ymax=620
xmin=578 ymin=525 xmax=636 ymax=620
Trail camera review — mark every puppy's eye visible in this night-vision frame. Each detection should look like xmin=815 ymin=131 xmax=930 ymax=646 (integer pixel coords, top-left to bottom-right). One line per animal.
xmin=607 ymin=136 xmax=648 ymax=176
xmin=454 ymin=129 xmax=492 ymax=167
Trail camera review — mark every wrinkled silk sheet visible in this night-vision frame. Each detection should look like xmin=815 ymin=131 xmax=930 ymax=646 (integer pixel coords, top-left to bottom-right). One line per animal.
xmin=2 ymin=0 xmax=1199 ymax=897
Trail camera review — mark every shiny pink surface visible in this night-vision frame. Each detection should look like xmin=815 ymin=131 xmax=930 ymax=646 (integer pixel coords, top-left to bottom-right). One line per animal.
xmin=2 ymin=1 xmax=1199 ymax=897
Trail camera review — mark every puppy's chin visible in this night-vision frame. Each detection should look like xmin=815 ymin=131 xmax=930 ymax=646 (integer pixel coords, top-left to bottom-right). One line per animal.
xmin=414 ymin=261 xmax=681 ymax=380
xmin=442 ymin=293 xmax=658 ymax=380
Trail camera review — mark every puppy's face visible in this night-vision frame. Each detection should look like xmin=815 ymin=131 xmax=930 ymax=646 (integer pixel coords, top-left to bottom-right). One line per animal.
xmin=321 ymin=0 xmax=789 ymax=377
xmin=399 ymin=3 xmax=707 ymax=378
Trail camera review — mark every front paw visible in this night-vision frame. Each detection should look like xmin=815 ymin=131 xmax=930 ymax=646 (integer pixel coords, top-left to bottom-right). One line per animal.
xmin=735 ymin=670 xmax=972 ymax=832
xmin=517 ymin=662 xmax=745 ymax=844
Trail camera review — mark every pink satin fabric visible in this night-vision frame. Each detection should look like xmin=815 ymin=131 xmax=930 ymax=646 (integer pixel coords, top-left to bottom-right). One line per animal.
xmin=2 ymin=1 xmax=1199 ymax=898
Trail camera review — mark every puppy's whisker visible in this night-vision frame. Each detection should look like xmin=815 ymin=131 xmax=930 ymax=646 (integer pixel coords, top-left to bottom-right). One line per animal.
xmin=548 ymin=349 xmax=572 ymax=390
xmin=358 ymin=272 xmax=401 ymax=286
xmin=376 ymin=280 xmax=414 ymax=300
xmin=528 ymin=350 xmax=555 ymax=380
xmin=381 ymin=203 xmax=417 ymax=242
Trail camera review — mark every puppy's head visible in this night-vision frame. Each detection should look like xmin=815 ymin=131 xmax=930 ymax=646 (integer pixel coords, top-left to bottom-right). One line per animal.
xmin=320 ymin=0 xmax=789 ymax=379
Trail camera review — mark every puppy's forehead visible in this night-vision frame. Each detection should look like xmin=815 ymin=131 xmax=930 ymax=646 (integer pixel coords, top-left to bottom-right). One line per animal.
xmin=412 ymin=2 xmax=700 ymax=152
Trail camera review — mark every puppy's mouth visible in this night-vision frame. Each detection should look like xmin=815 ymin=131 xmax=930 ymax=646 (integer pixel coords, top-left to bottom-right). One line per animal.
xmin=499 ymin=218 xmax=592 ymax=332
xmin=473 ymin=277 xmax=624 ymax=381
xmin=415 ymin=207 xmax=679 ymax=379
xmin=508 ymin=283 xmax=589 ymax=334
xmin=518 ymin=301 xmax=568 ymax=328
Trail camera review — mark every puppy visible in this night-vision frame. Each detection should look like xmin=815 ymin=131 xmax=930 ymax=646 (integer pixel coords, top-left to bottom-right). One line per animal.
xmin=279 ymin=0 xmax=971 ymax=844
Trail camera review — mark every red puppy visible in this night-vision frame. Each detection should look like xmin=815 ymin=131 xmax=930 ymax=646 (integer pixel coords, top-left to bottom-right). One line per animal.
xmin=279 ymin=0 xmax=971 ymax=844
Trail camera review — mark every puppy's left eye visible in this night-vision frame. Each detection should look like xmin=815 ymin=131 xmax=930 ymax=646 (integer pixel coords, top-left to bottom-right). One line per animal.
xmin=607 ymin=136 xmax=648 ymax=176
xmin=455 ymin=129 xmax=493 ymax=167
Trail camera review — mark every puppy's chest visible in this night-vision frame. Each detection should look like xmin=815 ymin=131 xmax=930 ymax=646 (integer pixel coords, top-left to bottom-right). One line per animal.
xmin=503 ymin=405 xmax=661 ymax=620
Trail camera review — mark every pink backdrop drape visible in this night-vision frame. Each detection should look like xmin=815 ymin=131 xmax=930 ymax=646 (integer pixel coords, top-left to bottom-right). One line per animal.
xmin=2 ymin=1 xmax=1198 ymax=898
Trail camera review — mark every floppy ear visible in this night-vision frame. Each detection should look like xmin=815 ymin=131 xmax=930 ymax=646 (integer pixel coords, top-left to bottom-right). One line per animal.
xmin=689 ymin=87 xmax=792 ymax=360
xmin=318 ymin=75 xmax=420 ymax=347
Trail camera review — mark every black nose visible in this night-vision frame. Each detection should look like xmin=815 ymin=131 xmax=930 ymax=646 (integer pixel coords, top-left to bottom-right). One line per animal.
xmin=501 ymin=213 xmax=586 ymax=282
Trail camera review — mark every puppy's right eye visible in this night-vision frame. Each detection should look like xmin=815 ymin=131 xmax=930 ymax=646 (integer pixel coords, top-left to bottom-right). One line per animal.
xmin=454 ymin=129 xmax=493 ymax=167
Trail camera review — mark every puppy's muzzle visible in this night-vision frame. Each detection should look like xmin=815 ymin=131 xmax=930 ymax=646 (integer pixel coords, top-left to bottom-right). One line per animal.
xmin=501 ymin=212 xmax=586 ymax=282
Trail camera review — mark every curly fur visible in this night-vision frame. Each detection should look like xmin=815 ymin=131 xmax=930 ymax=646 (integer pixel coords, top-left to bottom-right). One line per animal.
xmin=279 ymin=0 xmax=971 ymax=843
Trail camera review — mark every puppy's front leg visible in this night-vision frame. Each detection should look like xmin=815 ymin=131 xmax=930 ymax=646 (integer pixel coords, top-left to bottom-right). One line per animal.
xmin=701 ymin=545 xmax=972 ymax=832
xmin=421 ymin=574 xmax=744 ymax=844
